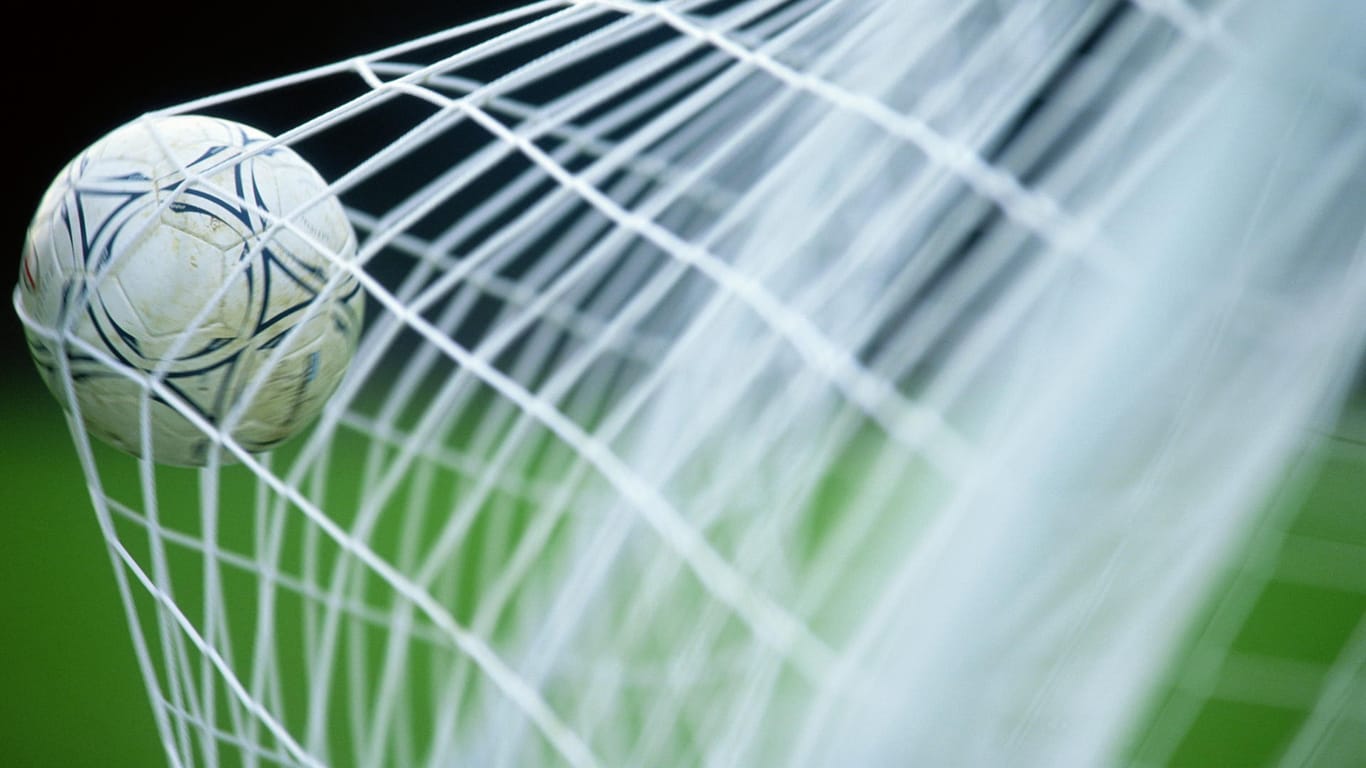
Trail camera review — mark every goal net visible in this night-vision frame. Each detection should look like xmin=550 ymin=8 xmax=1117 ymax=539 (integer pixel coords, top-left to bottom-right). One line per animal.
xmin=16 ymin=1 xmax=1366 ymax=766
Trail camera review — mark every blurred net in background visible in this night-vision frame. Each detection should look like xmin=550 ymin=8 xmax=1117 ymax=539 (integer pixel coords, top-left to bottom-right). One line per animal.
xmin=14 ymin=0 xmax=1366 ymax=766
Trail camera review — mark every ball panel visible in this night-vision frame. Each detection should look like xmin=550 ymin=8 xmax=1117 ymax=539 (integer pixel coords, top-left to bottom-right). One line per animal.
xmin=266 ymin=160 xmax=355 ymax=255
xmin=106 ymin=226 xmax=242 ymax=344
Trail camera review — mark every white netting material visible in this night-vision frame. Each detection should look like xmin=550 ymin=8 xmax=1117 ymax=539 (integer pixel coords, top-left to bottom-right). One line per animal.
xmin=15 ymin=0 xmax=1366 ymax=766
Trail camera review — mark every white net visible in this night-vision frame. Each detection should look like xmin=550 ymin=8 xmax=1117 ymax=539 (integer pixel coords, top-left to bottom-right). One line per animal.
xmin=14 ymin=0 xmax=1366 ymax=766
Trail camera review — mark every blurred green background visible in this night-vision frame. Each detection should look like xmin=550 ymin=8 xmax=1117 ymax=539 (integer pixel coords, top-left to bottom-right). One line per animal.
xmin=3 ymin=366 xmax=1362 ymax=766
xmin=1 ymin=377 xmax=164 ymax=765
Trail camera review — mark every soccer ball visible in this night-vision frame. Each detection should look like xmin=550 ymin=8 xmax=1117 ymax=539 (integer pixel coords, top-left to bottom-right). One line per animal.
xmin=17 ymin=114 xmax=364 ymax=466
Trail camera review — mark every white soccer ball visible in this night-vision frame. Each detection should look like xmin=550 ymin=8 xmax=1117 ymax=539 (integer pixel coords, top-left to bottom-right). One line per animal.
xmin=18 ymin=114 xmax=363 ymax=466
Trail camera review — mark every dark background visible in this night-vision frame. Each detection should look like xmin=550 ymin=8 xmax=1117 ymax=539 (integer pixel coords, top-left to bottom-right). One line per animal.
xmin=2 ymin=2 xmax=520 ymax=765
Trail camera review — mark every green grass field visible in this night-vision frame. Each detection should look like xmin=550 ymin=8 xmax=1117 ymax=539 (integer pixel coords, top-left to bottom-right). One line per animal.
xmin=1128 ymin=419 xmax=1366 ymax=767
xmin=1 ymin=379 xmax=164 ymax=765
xmin=2 ymin=372 xmax=1362 ymax=766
